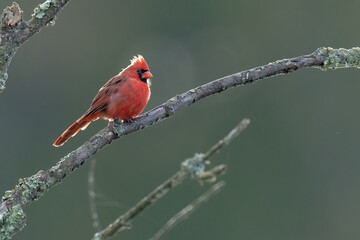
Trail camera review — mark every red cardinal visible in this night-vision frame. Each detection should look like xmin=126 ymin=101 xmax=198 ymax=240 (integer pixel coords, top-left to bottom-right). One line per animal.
xmin=53 ymin=55 xmax=153 ymax=147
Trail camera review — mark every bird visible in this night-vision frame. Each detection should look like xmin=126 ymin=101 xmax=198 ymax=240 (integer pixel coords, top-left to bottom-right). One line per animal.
xmin=53 ymin=55 xmax=153 ymax=147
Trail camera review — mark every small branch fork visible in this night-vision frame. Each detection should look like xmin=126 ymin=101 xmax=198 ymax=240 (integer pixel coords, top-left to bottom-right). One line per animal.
xmin=1 ymin=46 xmax=360 ymax=239
xmin=91 ymin=119 xmax=250 ymax=240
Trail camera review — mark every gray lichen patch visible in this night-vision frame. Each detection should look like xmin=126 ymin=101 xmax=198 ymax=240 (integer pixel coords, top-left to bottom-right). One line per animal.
xmin=32 ymin=0 xmax=61 ymax=19
xmin=182 ymin=153 xmax=206 ymax=175
xmin=0 ymin=204 xmax=26 ymax=240
xmin=33 ymin=1 xmax=50 ymax=19
xmin=18 ymin=175 xmax=50 ymax=204
xmin=0 ymin=72 xmax=8 ymax=92
xmin=315 ymin=47 xmax=360 ymax=70
xmin=0 ymin=45 xmax=18 ymax=92
xmin=0 ymin=173 xmax=51 ymax=209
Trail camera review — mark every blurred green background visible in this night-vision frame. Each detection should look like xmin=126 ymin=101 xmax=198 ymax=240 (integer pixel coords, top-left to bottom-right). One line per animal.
xmin=2 ymin=0 xmax=360 ymax=239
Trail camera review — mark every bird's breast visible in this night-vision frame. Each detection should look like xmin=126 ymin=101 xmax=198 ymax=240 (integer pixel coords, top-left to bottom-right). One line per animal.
xmin=106 ymin=79 xmax=150 ymax=120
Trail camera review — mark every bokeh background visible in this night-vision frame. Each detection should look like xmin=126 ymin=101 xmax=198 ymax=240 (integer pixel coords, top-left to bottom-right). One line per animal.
xmin=1 ymin=0 xmax=360 ymax=239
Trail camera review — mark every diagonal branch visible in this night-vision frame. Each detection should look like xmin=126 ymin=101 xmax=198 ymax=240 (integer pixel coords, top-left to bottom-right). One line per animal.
xmin=1 ymin=47 xmax=359 ymax=239
xmin=92 ymin=119 xmax=249 ymax=240
xmin=0 ymin=0 xmax=71 ymax=92
xmin=149 ymin=181 xmax=226 ymax=240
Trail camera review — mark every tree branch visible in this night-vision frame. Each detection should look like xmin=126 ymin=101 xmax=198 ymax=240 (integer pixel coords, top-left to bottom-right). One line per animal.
xmin=88 ymin=159 xmax=101 ymax=232
xmin=203 ymin=118 xmax=251 ymax=160
xmin=1 ymin=47 xmax=359 ymax=239
xmin=149 ymin=181 xmax=226 ymax=240
xmin=0 ymin=0 xmax=70 ymax=92
xmin=92 ymin=119 xmax=249 ymax=240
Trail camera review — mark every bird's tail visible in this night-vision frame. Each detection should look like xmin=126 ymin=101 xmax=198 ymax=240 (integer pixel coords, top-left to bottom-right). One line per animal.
xmin=53 ymin=114 xmax=93 ymax=147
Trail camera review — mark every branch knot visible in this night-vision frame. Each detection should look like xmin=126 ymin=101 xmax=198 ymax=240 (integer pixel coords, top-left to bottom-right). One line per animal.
xmin=1 ymin=2 xmax=23 ymax=28
xmin=181 ymin=153 xmax=206 ymax=175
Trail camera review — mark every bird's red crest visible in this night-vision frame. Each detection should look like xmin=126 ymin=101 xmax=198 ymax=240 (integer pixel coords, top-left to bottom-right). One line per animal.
xmin=129 ymin=55 xmax=149 ymax=70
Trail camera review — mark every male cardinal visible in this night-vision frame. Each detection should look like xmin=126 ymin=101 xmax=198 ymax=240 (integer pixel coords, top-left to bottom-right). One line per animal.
xmin=53 ymin=55 xmax=152 ymax=147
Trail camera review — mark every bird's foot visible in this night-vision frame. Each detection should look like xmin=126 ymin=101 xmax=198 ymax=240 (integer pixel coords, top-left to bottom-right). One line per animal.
xmin=109 ymin=118 xmax=124 ymax=139
xmin=114 ymin=118 xmax=122 ymax=125
xmin=123 ymin=118 xmax=135 ymax=124
xmin=109 ymin=118 xmax=122 ymax=132
xmin=108 ymin=120 xmax=115 ymax=134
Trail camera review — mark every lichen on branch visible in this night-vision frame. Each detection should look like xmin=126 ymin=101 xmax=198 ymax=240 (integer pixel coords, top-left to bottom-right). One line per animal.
xmin=0 ymin=204 xmax=26 ymax=240
xmin=315 ymin=47 xmax=360 ymax=70
xmin=0 ymin=0 xmax=70 ymax=92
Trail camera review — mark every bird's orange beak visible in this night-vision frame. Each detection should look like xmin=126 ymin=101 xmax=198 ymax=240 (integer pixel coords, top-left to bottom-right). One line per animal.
xmin=142 ymin=71 xmax=153 ymax=79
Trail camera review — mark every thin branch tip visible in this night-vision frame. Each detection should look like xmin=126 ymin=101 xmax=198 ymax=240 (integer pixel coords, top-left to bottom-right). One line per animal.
xmin=150 ymin=181 xmax=226 ymax=240
xmin=197 ymin=164 xmax=227 ymax=185
xmin=204 ymin=118 xmax=251 ymax=159
xmin=223 ymin=118 xmax=251 ymax=145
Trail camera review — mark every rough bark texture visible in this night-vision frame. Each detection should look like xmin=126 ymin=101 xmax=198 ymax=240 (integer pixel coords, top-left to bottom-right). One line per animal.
xmin=0 ymin=0 xmax=70 ymax=92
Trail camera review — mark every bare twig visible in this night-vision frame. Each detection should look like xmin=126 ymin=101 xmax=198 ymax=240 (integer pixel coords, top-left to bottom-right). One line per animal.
xmin=204 ymin=118 xmax=250 ymax=160
xmin=0 ymin=0 xmax=71 ymax=92
xmin=197 ymin=164 xmax=227 ymax=185
xmin=92 ymin=119 xmax=249 ymax=240
xmin=1 ymin=47 xmax=359 ymax=238
xmin=92 ymin=170 xmax=188 ymax=240
xmin=150 ymin=181 xmax=226 ymax=240
xmin=88 ymin=159 xmax=101 ymax=232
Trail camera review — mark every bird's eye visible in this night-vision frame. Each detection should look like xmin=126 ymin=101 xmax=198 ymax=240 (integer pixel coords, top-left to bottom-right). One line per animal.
xmin=136 ymin=69 xmax=147 ymax=74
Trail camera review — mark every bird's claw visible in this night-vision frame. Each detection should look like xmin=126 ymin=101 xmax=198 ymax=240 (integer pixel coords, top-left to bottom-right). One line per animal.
xmin=114 ymin=118 xmax=122 ymax=125
xmin=108 ymin=118 xmax=135 ymax=137
xmin=108 ymin=118 xmax=122 ymax=133
xmin=123 ymin=118 xmax=135 ymax=124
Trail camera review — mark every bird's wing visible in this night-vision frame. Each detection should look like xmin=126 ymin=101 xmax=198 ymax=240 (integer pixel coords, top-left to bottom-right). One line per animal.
xmin=85 ymin=75 xmax=125 ymax=117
